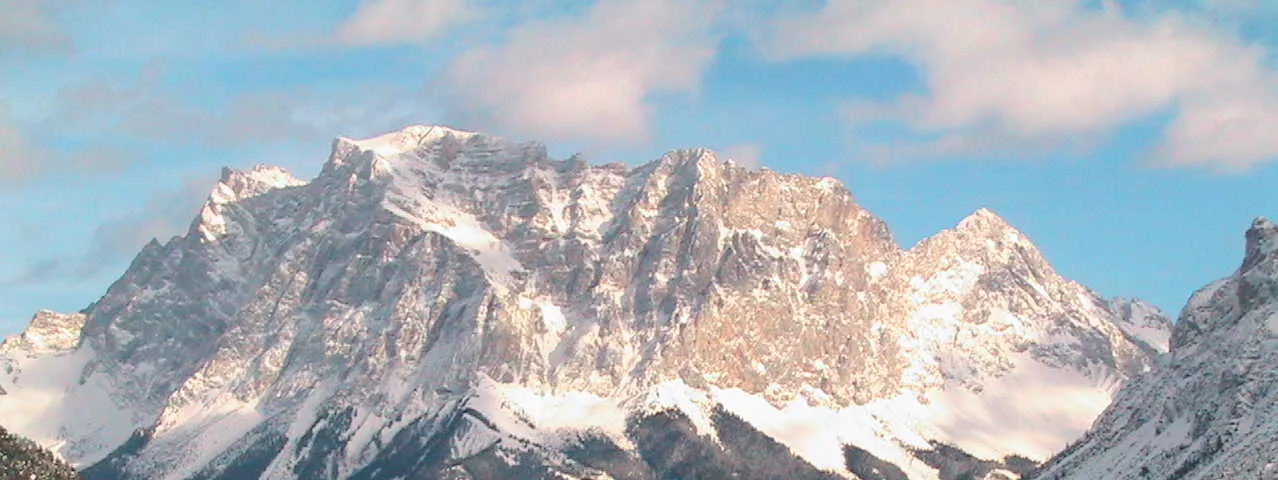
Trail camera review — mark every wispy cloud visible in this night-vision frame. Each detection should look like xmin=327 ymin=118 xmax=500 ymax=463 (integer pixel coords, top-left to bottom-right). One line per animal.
xmin=3 ymin=58 xmax=427 ymax=201
xmin=3 ymin=175 xmax=213 ymax=286
xmin=767 ymin=0 xmax=1278 ymax=171
xmin=1 ymin=259 xmax=64 ymax=287
xmin=0 ymin=0 xmax=71 ymax=57
xmin=335 ymin=0 xmax=478 ymax=46
xmin=0 ymin=107 xmax=39 ymax=183
xmin=0 ymin=102 xmax=136 ymax=185
xmin=439 ymin=0 xmax=723 ymax=145
xmin=246 ymin=0 xmax=480 ymax=51
xmin=80 ymin=176 xmax=213 ymax=274
xmin=45 ymin=64 xmax=428 ymax=153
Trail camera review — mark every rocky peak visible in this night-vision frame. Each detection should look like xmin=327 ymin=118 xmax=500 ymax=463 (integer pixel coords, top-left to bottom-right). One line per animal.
xmin=322 ymin=126 xmax=558 ymax=205
xmin=890 ymin=206 xmax=1153 ymax=397
xmin=0 ymin=310 xmax=86 ymax=354
xmin=656 ymin=148 xmax=721 ymax=172
xmin=909 ymin=208 xmax=1042 ymax=273
xmin=1108 ymin=297 xmax=1172 ymax=354
xmin=1242 ymin=216 xmax=1278 ymax=272
xmin=345 ymin=124 xmax=480 ymax=156
xmin=325 ymin=125 xmax=480 ymax=174
xmin=195 ymin=166 xmax=303 ymax=243
xmin=954 ymin=208 xmax=1028 ymax=243
xmin=214 ymin=165 xmax=304 ymax=202
xmin=1234 ymin=216 xmax=1278 ymax=316
xmin=1171 ymin=217 xmax=1277 ymax=349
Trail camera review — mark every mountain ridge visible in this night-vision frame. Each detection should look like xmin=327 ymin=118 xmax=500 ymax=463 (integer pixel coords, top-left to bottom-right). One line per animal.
xmin=1 ymin=125 xmax=1168 ymax=479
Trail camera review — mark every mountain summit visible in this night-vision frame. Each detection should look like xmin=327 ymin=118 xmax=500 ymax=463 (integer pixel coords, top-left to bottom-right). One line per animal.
xmin=0 ymin=126 xmax=1167 ymax=480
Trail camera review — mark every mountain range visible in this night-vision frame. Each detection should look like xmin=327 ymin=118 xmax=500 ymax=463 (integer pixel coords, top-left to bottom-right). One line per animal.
xmin=2 ymin=125 xmax=1262 ymax=480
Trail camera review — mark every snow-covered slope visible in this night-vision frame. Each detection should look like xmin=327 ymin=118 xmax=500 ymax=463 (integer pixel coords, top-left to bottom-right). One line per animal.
xmin=1109 ymin=297 xmax=1173 ymax=354
xmin=0 ymin=125 xmax=1168 ymax=480
xmin=1036 ymin=218 xmax=1278 ymax=480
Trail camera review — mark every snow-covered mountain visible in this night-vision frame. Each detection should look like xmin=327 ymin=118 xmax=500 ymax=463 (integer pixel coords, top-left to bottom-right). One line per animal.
xmin=1036 ymin=218 xmax=1278 ymax=480
xmin=0 ymin=125 xmax=1168 ymax=480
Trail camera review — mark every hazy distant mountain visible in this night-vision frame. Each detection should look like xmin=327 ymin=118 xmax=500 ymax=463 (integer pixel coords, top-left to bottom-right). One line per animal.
xmin=0 ymin=126 xmax=1167 ymax=479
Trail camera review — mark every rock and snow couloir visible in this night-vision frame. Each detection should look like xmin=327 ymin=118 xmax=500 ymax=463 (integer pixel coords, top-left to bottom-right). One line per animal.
xmin=1036 ymin=218 xmax=1278 ymax=480
xmin=0 ymin=125 xmax=1169 ymax=479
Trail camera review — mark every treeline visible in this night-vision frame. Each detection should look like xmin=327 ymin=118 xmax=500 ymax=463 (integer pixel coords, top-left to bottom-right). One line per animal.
xmin=0 ymin=425 xmax=81 ymax=480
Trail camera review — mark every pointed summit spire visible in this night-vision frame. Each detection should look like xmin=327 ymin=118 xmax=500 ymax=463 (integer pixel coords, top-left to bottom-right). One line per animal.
xmin=1242 ymin=216 xmax=1278 ymax=272
xmin=210 ymin=165 xmax=304 ymax=204
xmin=954 ymin=208 xmax=1022 ymax=239
xmin=340 ymin=124 xmax=481 ymax=157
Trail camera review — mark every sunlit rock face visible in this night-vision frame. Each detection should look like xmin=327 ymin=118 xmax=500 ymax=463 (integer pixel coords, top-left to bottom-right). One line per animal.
xmin=0 ymin=126 xmax=1165 ymax=480
xmin=1037 ymin=218 xmax=1278 ymax=480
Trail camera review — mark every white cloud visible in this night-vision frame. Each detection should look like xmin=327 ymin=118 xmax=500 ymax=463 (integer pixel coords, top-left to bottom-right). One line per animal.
xmin=335 ymin=0 xmax=477 ymax=46
xmin=721 ymin=143 xmax=763 ymax=168
xmin=440 ymin=0 xmax=722 ymax=144
xmin=1158 ymin=90 xmax=1278 ymax=171
xmin=768 ymin=0 xmax=1278 ymax=170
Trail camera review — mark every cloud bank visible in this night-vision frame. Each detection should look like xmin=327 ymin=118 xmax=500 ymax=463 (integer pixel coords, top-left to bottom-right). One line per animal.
xmin=768 ymin=0 xmax=1278 ymax=170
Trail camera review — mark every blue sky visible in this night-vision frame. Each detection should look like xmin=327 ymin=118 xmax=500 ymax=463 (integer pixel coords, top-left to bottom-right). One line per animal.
xmin=2 ymin=0 xmax=1278 ymax=334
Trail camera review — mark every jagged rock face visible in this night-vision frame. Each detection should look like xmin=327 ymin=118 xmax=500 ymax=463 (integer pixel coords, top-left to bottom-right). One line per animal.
xmin=0 ymin=126 xmax=1167 ymax=479
xmin=888 ymin=211 xmax=1153 ymax=394
xmin=1109 ymin=297 xmax=1172 ymax=355
xmin=1036 ymin=218 xmax=1278 ymax=480
xmin=0 ymin=310 xmax=85 ymax=354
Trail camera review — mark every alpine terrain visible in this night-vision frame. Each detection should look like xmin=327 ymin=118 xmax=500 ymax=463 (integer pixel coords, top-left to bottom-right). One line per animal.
xmin=0 ymin=125 xmax=1170 ymax=480
xmin=1036 ymin=218 xmax=1278 ymax=479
